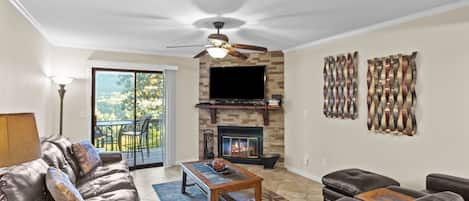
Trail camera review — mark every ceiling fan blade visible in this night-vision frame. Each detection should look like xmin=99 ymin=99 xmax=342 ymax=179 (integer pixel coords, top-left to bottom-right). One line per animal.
xmin=228 ymin=49 xmax=248 ymax=60
xmin=167 ymin=44 xmax=206 ymax=48
xmin=231 ymin=43 xmax=268 ymax=52
xmin=193 ymin=50 xmax=208 ymax=58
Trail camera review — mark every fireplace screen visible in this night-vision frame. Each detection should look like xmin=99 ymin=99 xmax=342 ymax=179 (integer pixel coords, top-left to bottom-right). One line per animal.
xmin=222 ymin=136 xmax=259 ymax=158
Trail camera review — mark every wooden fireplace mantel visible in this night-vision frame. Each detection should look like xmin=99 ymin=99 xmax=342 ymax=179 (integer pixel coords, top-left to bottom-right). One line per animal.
xmin=195 ymin=103 xmax=282 ymax=126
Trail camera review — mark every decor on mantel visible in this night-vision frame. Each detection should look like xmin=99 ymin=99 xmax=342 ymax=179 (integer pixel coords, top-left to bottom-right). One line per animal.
xmin=195 ymin=103 xmax=281 ymax=126
xmin=323 ymin=51 xmax=359 ymax=119
xmin=367 ymin=52 xmax=417 ymax=136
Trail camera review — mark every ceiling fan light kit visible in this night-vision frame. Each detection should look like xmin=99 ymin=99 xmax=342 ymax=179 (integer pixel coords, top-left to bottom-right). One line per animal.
xmin=207 ymin=47 xmax=228 ymax=58
xmin=167 ymin=21 xmax=268 ymax=60
xmin=208 ymin=34 xmax=229 ymax=46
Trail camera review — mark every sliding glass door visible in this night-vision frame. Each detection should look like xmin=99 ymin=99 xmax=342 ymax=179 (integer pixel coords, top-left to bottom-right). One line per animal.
xmin=92 ymin=68 xmax=165 ymax=169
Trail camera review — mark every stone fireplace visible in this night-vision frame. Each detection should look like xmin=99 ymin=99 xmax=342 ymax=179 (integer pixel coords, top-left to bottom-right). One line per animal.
xmin=218 ymin=126 xmax=263 ymax=164
xmin=198 ymin=51 xmax=285 ymax=165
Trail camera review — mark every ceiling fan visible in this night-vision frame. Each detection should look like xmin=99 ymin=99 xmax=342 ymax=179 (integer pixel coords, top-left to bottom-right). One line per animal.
xmin=166 ymin=21 xmax=268 ymax=60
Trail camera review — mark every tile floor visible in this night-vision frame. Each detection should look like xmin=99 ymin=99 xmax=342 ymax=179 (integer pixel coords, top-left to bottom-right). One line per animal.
xmin=132 ymin=164 xmax=323 ymax=201
xmin=124 ymin=147 xmax=163 ymax=166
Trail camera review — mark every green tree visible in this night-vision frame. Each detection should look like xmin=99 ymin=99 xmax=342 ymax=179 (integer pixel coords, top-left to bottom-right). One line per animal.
xmin=117 ymin=73 xmax=165 ymax=120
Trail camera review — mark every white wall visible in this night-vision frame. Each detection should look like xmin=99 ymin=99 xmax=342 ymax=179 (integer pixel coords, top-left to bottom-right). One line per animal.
xmin=47 ymin=47 xmax=200 ymax=162
xmin=284 ymin=6 xmax=469 ymax=188
xmin=2 ymin=0 xmax=200 ymax=162
xmin=0 ymin=0 xmax=54 ymax=136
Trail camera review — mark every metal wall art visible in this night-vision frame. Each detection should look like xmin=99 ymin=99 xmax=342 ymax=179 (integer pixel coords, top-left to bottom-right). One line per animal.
xmin=367 ymin=52 xmax=417 ymax=136
xmin=323 ymin=52 xmax=358 ymax=119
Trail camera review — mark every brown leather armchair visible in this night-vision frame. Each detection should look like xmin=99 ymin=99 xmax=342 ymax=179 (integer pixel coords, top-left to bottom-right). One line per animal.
xmin=322 ymin=169 xmax=469 ymax=201
xmin=336 ymin=192 xmax=464 ymax=201
xmin=426 ymin=174 xmax=469 ymax=201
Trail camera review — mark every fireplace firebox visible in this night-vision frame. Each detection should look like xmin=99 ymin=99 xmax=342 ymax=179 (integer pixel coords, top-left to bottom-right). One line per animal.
xmin=218 ymin=126 xmax=263 ymax=164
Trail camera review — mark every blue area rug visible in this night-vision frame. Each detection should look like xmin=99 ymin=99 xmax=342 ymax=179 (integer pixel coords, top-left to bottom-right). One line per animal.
xmin=153 ymin=180 xmax=288 ymax=201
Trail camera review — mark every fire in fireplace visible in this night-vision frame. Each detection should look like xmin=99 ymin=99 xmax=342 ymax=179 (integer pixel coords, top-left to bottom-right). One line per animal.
xmin=218 ymin=126 xmax=263 ymax=164
xmin=222 ymin=136 xmax=259 ymax=158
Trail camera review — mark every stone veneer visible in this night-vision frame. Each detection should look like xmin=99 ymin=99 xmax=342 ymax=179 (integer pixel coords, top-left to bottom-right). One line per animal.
xmin=198 ymin=51 xmax=285 ymax=163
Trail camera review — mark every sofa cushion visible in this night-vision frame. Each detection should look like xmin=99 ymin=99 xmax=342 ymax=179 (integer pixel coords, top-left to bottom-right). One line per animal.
xmin=322 ymin=168 xmax=400 ymax=196
xmin=77 ymin=173 xmax=136 ymax=199
xmin=0 ymin=159 xmax=50 ymax=201
xmin=84 ymin=189 xmax=139 ymax=201
xmin=0 ymin=190 xmax=5 ymax=201
xmin=99 ymin=152 xmax=123 ymax=165
xmin=0 ymin=171 xmax=7 ymax=201
xmin=72 ymin=141 xmax=102 ymax=176
xmin=415 ymin=192 xmax=464 ymax=201
xmin=41 ymin=141 xmax=77 ymax=184
xmin=44 ymin=136 xmax=81 ymax=177
xmin=323 ymin=187 xmax=348 ymax=201
xmin=46 ymin=167 xmax=84 ymax=201
xmin=77 ymin=160 xmax=129 ymax=185
xmin=427 ymin=174 xmax=469 ymax=201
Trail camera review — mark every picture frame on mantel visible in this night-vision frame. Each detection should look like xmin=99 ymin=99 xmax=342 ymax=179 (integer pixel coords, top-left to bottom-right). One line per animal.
xmin=323 ymin=51 xmax=359 ymax=120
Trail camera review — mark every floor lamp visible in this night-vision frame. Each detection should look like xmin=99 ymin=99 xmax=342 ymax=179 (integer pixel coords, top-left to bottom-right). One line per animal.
xmin=52 ymin=76 xmax=73 ymax=136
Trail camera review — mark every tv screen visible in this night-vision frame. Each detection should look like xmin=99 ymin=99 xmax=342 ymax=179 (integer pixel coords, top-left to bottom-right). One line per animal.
xmin=210 ymin=66 xmax=265 ymax=100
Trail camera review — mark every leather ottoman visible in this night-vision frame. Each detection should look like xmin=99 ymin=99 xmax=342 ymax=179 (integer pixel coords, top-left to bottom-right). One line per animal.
xmin=336 ymin=192 xmax=463 ymax=201
xmin=322 ymin=169 xmax=400 ymax=201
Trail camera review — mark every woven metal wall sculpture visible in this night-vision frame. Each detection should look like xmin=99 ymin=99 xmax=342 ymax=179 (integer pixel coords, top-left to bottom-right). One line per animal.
xmin=323 ymin=52 xmax=358 ymax=119
xmin=367 ymin=52 xmax=417 ymax=136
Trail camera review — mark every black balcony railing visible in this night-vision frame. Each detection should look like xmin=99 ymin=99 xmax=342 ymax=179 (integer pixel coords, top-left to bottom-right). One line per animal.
xmin=94 ymin=119 xmax=163 ymax=152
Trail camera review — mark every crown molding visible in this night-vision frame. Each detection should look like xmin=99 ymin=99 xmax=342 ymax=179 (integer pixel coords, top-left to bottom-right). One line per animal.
xmin=8 ymin=0 xmax=195 ymax=58
xmin=284 ymin=0 xmax=469 ymax=53
xmin=10 ymin=0 xmax=469 ymax=56
xmin=8 ymin=0 xmax=58 ymax=45
xmin=52 ymin=42 xmax=195 ymax=58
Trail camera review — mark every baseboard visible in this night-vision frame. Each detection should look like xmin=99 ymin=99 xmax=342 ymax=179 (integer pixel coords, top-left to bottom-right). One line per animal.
xmin=286 ymin=165 xmax=322 ymax=184
xmin=173 ymin=158 xmax=199 ymax=166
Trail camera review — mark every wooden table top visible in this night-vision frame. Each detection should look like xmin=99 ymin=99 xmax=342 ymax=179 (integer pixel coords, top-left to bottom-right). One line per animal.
xmin=355 ymin=188 xmax=415 ymax=201
xmin=181 ymin=160 xmax=263 ymax=190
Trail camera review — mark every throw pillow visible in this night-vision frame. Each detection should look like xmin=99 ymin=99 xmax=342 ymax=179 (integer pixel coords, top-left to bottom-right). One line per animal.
xmin=46 ymin=167 xmax=84 ymax=201
xmin=71 ymin=141 xmax=101 ymax=176
xmin=0 ymin=159 xmax=50 ymax=201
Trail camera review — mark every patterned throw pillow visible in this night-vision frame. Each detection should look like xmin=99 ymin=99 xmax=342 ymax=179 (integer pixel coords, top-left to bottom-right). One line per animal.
xmin=71 ymin=141 xmax=102 ymax=176
xmin=46 ymin=167 xmax=84 ymax=201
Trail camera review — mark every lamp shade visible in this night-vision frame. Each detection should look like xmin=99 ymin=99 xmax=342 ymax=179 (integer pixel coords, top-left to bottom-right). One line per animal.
xmin=52 ymin=76 xmax=73 ymax=85
xmin=0 ymin=113 xmax=41 ymax=167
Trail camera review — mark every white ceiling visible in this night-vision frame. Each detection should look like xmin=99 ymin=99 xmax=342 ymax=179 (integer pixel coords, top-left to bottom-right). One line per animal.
xmin=16 ymin=0 xmax=464 ymax=56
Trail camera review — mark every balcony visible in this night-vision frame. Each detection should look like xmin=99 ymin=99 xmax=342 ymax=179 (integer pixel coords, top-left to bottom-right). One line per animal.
xmin=94 ymin=119 xmax=163 ymax=166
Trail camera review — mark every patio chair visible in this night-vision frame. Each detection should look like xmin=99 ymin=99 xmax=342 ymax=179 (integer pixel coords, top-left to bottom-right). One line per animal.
xmin=118 ymin=115 xmax=152 ymax=162
xmin=94 ymin=126 xmax=106 ymax=148
xmin=94 ymin=125 xmax=115 ymax=151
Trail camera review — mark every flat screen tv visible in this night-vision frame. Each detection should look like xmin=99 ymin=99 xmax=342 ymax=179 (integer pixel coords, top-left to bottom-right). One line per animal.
xmin=210 ymin=66 xmax=266 ymax=100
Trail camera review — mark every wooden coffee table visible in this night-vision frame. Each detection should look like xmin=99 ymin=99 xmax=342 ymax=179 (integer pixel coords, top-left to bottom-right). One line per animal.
xmin=180 ymin=160 xmax=263 ymax=201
